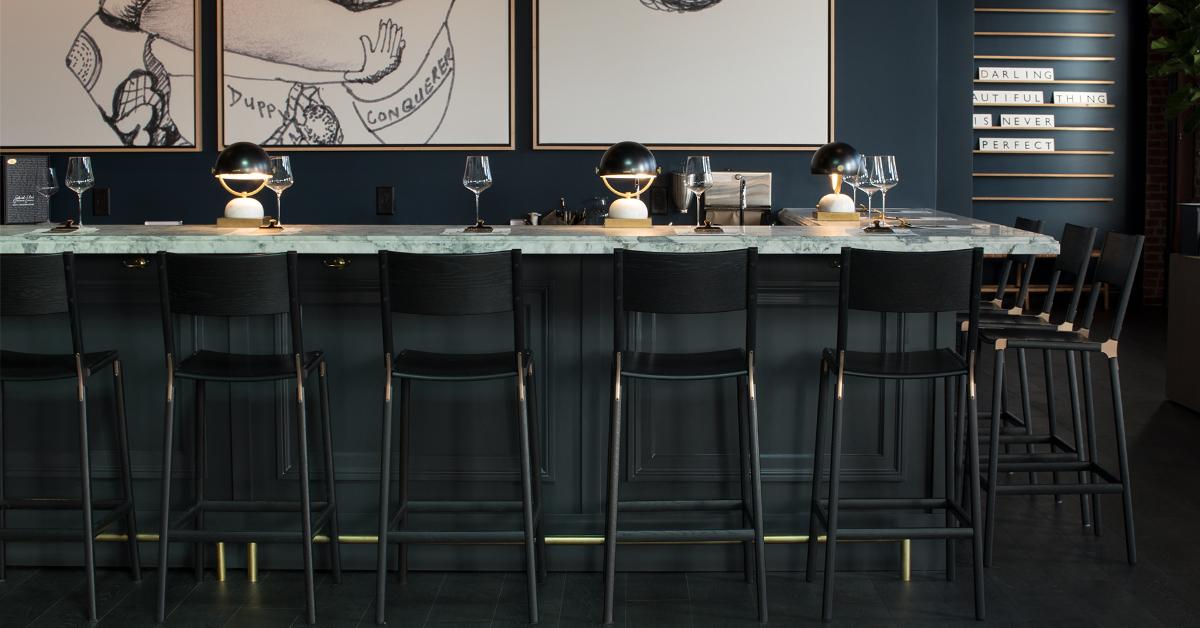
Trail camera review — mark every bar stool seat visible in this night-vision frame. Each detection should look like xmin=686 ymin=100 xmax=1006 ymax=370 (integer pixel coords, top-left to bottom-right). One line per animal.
xmin=391 ymin=348 xmax=526 ymax=381
xmin=836 ymin=348 xmax=967 ymax=379
xmin=621 ymin=348 xmax=748 ymax=380
xmin=0 ymin=349 xmax=117 ymax=381
xmin=979 ymin=327 xmax=1102 ymax=351
xmin=175 ymin=350 xmax=323 ymax=381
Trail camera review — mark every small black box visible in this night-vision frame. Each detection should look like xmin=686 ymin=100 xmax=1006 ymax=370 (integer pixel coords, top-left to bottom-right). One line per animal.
xmin=2 ymin=155 xmax=51 ymax=224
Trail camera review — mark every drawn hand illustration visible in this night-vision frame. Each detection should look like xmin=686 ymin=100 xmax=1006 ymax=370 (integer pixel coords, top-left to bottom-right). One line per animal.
xmin=640 ymin=0 xmax=724 ymax=11
xmin=345 ymin=18 xmax=406 ymax=84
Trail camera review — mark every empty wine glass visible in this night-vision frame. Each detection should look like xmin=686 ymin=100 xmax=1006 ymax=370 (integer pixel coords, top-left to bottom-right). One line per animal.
xmin=843 ymin=156 xmax=864 ymax=206
xmin=684 ymin=156 xmax=714 ymax=230
xmin=856 ymin=154 xmax=880 ymax=217
xmin=874 ymin=155 xmax=899 ymax=219
xmin=65 ymin=156 xmax=94 ymax=227
xmin=36 ymin=167 xmax=59 ymax=225
xmin=267 ymin=156 xmax=294 ymax=226
xmin=463 ymin=156 xmax=493 ymax=232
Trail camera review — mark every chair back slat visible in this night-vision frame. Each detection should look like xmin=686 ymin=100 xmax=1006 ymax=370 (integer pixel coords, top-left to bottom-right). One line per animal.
xmin=161 ymin=253 xmax=292 ymax=316
xmin=618 ymin=249 xmax=751 ymax=315
xmin=1079 ymin=232 xmax=1144 ymax=341
xmin=382 ymin=251 xmax=516 ymax=316
xmin=0 ymin=254 xmax=69 ymax=316
xmin=846 ymin=249 xmax=979 ymax=314
xmin=1042 ymin=223 xmax=1099 ymax=321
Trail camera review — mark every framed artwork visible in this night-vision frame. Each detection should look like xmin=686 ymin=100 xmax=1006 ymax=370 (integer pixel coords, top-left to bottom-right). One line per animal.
xmin=0 ymin=0 xmax=202 ymax=152
xmin=534 ymin=0 xmax=834 ymax=151
xmin=218 ymin=0 xmax=515 ymax=151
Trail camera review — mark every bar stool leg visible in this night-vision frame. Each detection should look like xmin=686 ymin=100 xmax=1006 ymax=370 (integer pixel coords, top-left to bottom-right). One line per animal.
xmin=317 ymin=362 xmax=343 ymax=584
xmin=984 ymin=349 xmax=1004 ymax=567
xmin=821 ymin=357 xmax=847 ymax=622
xmin=736 ymin=375 xmax=753 ymax=583
xmin=1107 ymin=357 xmax=1137 ymax=565
xmin=1042 ymin=350 xmax=1063 ymax=504
xmin=525 ymin=360 xmax=548 ymax=583
xmin=1080 ymin=353 xmax=1102 ymax=537
xmin=75 ymin=367 xmax=98 ymax=622
xmin=397 ymin=378 xmax=411 ymax=583
xmin=375 ymin=367 xmax=395 ymax=626
xmin=294 ymin=361 xmax=317 ymax=625
xmin=746 ymin=354 xmax=768 ymax=624
xmin=1065 ymin=352 xmax=1093 ymax=530
xmin=515 ymin=355 xmax=539 ymax=624
xmin=0 ymin=381 xmax=7 ymax=582
xmin=805 ymin=360 xmax=831 ymax=584
xmin=193 ymin=380 xmax=206 ymax=583
xmin=602 ymin=355 xmax=622 ymax=625
xmin=112 ymin=361 xmax=142 ymax=581
xmin=1017 ymin=349 xmax=1037 ymax=486
xmin=945 ymin=375 xmax=957 ymax=583
xmin=967 ymin=357 xmax=986 ymax=621
xmin=156 ymin=370 xmax=177 ymax=623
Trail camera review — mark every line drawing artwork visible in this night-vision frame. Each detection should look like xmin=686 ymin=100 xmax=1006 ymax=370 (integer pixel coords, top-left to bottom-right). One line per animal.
xmin=219 ymin=0 xmax=510 ymax=149
xmin=639 ymin=0 xmax=725 ymax=12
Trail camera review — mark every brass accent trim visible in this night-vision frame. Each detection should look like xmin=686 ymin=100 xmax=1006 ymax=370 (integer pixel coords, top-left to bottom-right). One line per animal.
xmin=973 ymin=150 xmax=1115 ymax=155
xmin=614 ymin=352 xmax=622 ymax=402
xmin=516 ymin=352 xmax=527 ymax=402
xmin=122 ymin=257 xmax=150 ymax=269
xmin=981 ymin=103 xmax=1117 ymax=109
xmin=294 ymin=354 xmax=305 ymax=404
xmin=216 ymin=542 xmax=226 ymax=582
xmin=166 ymin=354 xmax=175 ymax=403
xmin=961 ymin=320 xmax=970 ymax=333
xmin=747 ymin=351 xmax=757 ymax=400
xmin=1007 ymin=306 xmax=1023 ymax=316
xmin=247 ymin=542 xmax=258 ymax=582
xmin=974 ymin=55 xmax=1116 ymax=62
xmin=835 ymin=350 xmax=846 ymax=400
xmin=995 ymin=338 xmax=1009 ymax=351
xmin=974 ymin=31 xmax=1114 ymax=38
xmin=74 ymin=353 xmax=86 ymax=401
xmin=901 ymin=539 xmax=912 ymax=582
xmin=113 ymin=360 xmax=121 ymax=377
xmin=1057 ymin=322 xmax=1074 ymax=332
xmin=971 ymin=126 xmax=1114 ymax=132
xmin=968 ymin=350 xmax=978 ymax=399
xmin=990 ymin=299 xmax=1003 ymax=308
xmin=1077 ymin=327 xmax=1090 ymax=339
xmin=319 ymin=361 xmax=327 ymax=377
xmin=973 ymin=80 xmax=1115 ymax=86
xmin=1101 ymin=339 xmax=1117 ymax=359
xmin=322 ymin=257 xmax=350 ymax=270
xmin=973 ymin=197 xmax=1114 ymax=202
xmin=975 ymin=7 xmax=1115 ymax=14
xmin=974 ymin=173 xmax=1114 ymax=178
xmin=1038 ymin=312 xmax=1052 ymax=322
xmin=384 ymin=354 xmax=393 ymax=402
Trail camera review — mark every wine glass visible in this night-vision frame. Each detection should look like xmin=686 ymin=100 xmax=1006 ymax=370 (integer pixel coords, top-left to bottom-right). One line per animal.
xmin=874 ymin=155 xmax=899 ymax=219
xmin=267 ymin=156 xmax=294 ymax=226
xmin=65 ymin=157 xmax=94 ymax=227
xmin=684 ymin=156 xmax=714 ymax=229
xmin=463 ymin=156 xmax=493 ymax=232
xmin=37 ymin=167 xmax=59 ymax=223
xmin=843 ymin=157 xmax=863 ymax=206
xmin=856 ymin=155 xmax=881 ymax=217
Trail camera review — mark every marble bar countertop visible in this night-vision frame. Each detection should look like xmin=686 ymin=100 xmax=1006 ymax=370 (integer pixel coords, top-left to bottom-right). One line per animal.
xmin=0 ymin=211 xmax=1058 ymax=256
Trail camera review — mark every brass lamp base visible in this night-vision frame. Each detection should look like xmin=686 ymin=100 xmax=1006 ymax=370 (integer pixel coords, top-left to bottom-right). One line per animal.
xmin=259 ymin=217 xmax=283 ymax=230
xmin=694 ymin=220 xmax=723 ymax=233
xmin=863 ymin=219 xmax=894 ymax=233
xmin=464 ymin=219 xmax=493 ymax=233
xmin=50 ymin=219 xmax=80 ymax=232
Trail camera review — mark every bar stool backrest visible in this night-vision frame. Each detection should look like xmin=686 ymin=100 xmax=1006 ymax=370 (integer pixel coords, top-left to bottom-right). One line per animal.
xmin=613 ymin=248 xmax=758 ymax=352
xmin=378 ymin=250 xmax=524 ymax=353
xmin=0 ymin=252 xmax=84 ymax=355
xmin=992 ymin=216 xmax=1044 ymax=308
xmin=1077 ymin=231 xmax=1145 ymax=342
xmin=1041 ymin=223 xmax=1099 ymax=323
xmin=839 ymin=247 xmax=984 ymax=353
xmin=156 ymin=251 xmax=303 ymax=358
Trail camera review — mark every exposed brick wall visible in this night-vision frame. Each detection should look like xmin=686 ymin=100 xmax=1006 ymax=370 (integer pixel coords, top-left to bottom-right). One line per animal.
xmin=1144 ymin=42 xmax=1169 ymax=305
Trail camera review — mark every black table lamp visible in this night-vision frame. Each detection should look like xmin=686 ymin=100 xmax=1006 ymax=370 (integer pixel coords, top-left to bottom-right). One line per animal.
xmin=213 ymin=142 xmax=272 ymax=219
xmin=810 ymin=141 xmax=859 ymax=214
xmin=596 ymin=141 xmax=660 ymax=219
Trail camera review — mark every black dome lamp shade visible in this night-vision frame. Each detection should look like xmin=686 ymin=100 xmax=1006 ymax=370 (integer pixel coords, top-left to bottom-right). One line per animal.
xmin=213 ymin=141 xmax=272 ymax=219
xmin=810 ymin=141 xmax=860 ymax=194
xmin=596 ymin=141 xmax=660 ymax=219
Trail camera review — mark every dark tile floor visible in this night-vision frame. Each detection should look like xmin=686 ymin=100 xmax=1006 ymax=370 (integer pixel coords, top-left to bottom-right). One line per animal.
xmin=0 ymin=308 xmax=1197 ymax=627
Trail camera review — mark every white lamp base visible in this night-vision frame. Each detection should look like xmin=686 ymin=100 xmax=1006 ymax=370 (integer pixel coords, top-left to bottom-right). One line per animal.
xmin=225 ymin=196 xmax=265 ymax=219
xmin=608 ymin=197 xmax=649 ymax=219
xmin=817 ymin=193 xmax=856 ymax=214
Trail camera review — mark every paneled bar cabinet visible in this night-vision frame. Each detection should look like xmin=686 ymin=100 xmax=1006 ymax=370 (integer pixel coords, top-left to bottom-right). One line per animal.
xmin=0 ymin=217 xmax=1057 ymax=591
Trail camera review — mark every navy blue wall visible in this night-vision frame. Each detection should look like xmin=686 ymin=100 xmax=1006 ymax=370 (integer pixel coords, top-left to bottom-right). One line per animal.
xmin=41 ymin=0 xmax=973 ymax=226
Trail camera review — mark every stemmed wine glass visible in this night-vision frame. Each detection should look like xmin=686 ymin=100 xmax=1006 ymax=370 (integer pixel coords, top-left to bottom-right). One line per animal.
xmin=843 ymin=156 xmax=864 ymax=207
xmin=857 ymin=155 xmax=881 ymax=218
xmin=65 ymin=157 xmax=94 ymax=228
xmin=267 ymin=156 xmax=294 ymax=227
xmin=463 ymin=156 xmax=493 ymax=232
xmin=873 ymin=155 xmax=899 ymax=220
xmin=684 ymin=156 xmax=717 ymax=232
xmin=37 ymin=167 xmax=59 ymax=224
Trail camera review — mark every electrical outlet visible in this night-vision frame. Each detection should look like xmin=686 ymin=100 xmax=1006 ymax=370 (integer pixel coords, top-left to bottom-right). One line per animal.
xmin=376 ymin=186 xmax=394 ymax=215
xmin=92 ymin=188 xmax=111 ymax=216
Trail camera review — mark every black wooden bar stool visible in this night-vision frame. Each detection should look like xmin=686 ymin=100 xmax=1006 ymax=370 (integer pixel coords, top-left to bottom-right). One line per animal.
xmin=982 ymin=216 xmax=1044 ymax=317
xmin=154 ymin=252 xmax=342 ymax=625
xmin=807 ymin=247 xmax=986 ymax=622
xmin=603 ymin=248 xmax=767 ymax=625
xmin=979 ymin=232 xmax=1145 ymax=567
xmin=374 ymin=250 xmax=543 ymax=625
xmin=0 ymin=252 xmax=141 ymax=622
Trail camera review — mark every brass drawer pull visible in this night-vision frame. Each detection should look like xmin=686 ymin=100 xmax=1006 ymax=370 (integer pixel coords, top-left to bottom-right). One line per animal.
xmin=323 ymin=257 xmax=350 ymax=270
xmin=122 ymin=257 xmax=150 ymax=269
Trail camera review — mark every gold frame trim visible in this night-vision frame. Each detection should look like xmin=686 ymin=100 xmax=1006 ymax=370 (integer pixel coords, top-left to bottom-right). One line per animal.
xmin=0 ymin=1 xmax=203 ymax=154
xmin=531 ymin=0 xmax=835 ymax=152
xmin=215 ymin=0 xmax=517 ymax=152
